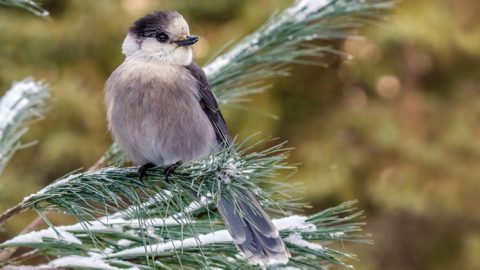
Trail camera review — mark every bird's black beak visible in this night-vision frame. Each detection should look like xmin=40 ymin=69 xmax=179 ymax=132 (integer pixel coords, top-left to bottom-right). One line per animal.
xmin=175 ymin=35 xmax=199 ymax=47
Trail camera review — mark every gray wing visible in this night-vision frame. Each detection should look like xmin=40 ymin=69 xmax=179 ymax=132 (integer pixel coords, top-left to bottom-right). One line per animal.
xmin=185 ymin=62 xmax=231 ymax=148
xmin=185 ymin=64 xmax=289 ymax=264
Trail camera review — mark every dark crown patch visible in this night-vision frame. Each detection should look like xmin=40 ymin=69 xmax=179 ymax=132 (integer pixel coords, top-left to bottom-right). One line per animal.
xmin=130 ymin=11 xmax=179 ymax=38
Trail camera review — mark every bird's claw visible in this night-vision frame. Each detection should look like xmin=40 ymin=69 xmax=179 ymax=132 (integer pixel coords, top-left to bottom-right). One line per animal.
xmin=138 ymin=162 xmax=155 ymax=182
xmin=164 ymin=161 xmax=182 ymax=182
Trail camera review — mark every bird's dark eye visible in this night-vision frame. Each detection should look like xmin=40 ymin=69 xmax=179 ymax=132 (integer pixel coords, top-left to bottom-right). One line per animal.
xmin=156 ymin=32 xmax=169 ymax=43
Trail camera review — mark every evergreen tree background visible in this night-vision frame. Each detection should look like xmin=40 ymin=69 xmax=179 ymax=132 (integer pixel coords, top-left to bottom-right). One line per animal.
xmin=0 ymin=0 xmax=479 ymax=269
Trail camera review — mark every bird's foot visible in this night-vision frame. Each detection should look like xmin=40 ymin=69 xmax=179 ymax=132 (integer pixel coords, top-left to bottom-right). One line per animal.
xmin=138 ymin=162 xmax=155 ymax=182
xmin=164 ymin=161 xmax=183 ymax=182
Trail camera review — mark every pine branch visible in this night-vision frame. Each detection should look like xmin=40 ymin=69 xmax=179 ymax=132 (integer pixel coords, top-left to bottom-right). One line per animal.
xmin=1 ymin=200 xmax=369 ymax=269
xmin=0 ymin=79 xmax=50 ymax=260
xmin=0 ymin=157 xmax=117 ymax=262
xmin=0 ymin=79 xmax=50 ymax=175
xmin=205 ymin=0 xmax=394 ymax=104
xmin=0 ymin=0 xmax=49 ymax=16
xmin=0 ymin=79 xmax=49 ymax=261
xmin=19 ymin=140 xmax=295 ymax=220
xmin=0 ymin=139 xmax=367 ymax=269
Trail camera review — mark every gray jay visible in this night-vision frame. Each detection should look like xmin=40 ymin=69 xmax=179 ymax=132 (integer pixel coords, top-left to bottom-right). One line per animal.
xmin=105 ymin=11 xmax=289 ymax=265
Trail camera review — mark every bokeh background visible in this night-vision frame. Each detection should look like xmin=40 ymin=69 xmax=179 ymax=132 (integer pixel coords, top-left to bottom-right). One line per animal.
xmin=1 ymin=0 xmax=480 ymax=269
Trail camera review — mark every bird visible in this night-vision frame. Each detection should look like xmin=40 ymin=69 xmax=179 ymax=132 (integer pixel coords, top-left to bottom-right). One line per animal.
xmin=104 ymin=10 xmax=290 ymax=265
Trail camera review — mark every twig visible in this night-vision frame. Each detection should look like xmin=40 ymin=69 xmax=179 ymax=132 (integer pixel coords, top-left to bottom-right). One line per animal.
xmin=0 ymin=204 xmax=26 ymax=228
xmin=0 ymin=157 xmax=109 ymax=262
xmin=0 ymin=213 xmax=46 ymax=262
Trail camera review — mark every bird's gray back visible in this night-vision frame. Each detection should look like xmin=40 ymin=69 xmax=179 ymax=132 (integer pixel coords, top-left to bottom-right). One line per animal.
xmin=105 ymin=58 xmax=217 ymax=165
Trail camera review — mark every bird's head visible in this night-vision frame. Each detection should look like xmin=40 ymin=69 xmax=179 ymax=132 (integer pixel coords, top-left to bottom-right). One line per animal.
xmin=122 ymin=10 xmax=198 ymax=65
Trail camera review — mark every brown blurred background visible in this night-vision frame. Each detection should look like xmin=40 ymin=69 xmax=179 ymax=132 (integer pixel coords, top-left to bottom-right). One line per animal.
xmin=1 ymin=0 xmax=480 ymax=269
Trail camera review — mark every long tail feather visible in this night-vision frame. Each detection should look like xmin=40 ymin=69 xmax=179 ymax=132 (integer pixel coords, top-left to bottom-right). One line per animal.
xmin=217 ymin=190 xmax=290 ymax=265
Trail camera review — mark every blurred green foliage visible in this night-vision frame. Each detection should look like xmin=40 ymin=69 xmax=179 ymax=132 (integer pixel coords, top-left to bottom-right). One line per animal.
xmin=0 ymin=0 xmax=479 ymax=269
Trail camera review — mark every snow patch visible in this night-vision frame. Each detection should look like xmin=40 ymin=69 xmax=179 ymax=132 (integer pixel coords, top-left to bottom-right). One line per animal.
xmin=111 ymin=215 xmax=316 ymax=257
xmin=4 ymin=227 xmax=82 ymax=245
xmin=22 ymin=167 xmax=119 ymax=203
xmin=0 ymin=79 xmax=47 ymax=142
xmin=111 ymin=229 xmax=232 ymax=257
xmin=329 ymin=231 xmax=345 ymax=238
xmin=49 ymin=255 xmax=120 ymax=270
xmin=0 ymin=81 xmax=40 ymax=126
xmin=182 ymin=196 xmax=211 ymax=214
xmin=22 ymin=172 xmax=80 ymax=203
xmin=285 ymin=233 xmax=323 ymax=251
xmin=204 ymin=0 xmax=330 ymax=77
xmin=273 ymin=215 xmax=317 ymax=231
xmin=289 ymin=0 xmax=329 ymax=22
xmin=117 ymin=239 xmax=135 ymax=247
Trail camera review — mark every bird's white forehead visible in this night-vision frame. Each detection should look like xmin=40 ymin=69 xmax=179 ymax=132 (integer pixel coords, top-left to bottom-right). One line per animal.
xmin=167 ymin=15 xmax=189 ymax=36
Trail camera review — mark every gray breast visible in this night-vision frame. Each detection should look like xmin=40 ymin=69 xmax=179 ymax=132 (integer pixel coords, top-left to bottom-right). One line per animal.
xmin=105 ymin=59 xmax=217 ymax=165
